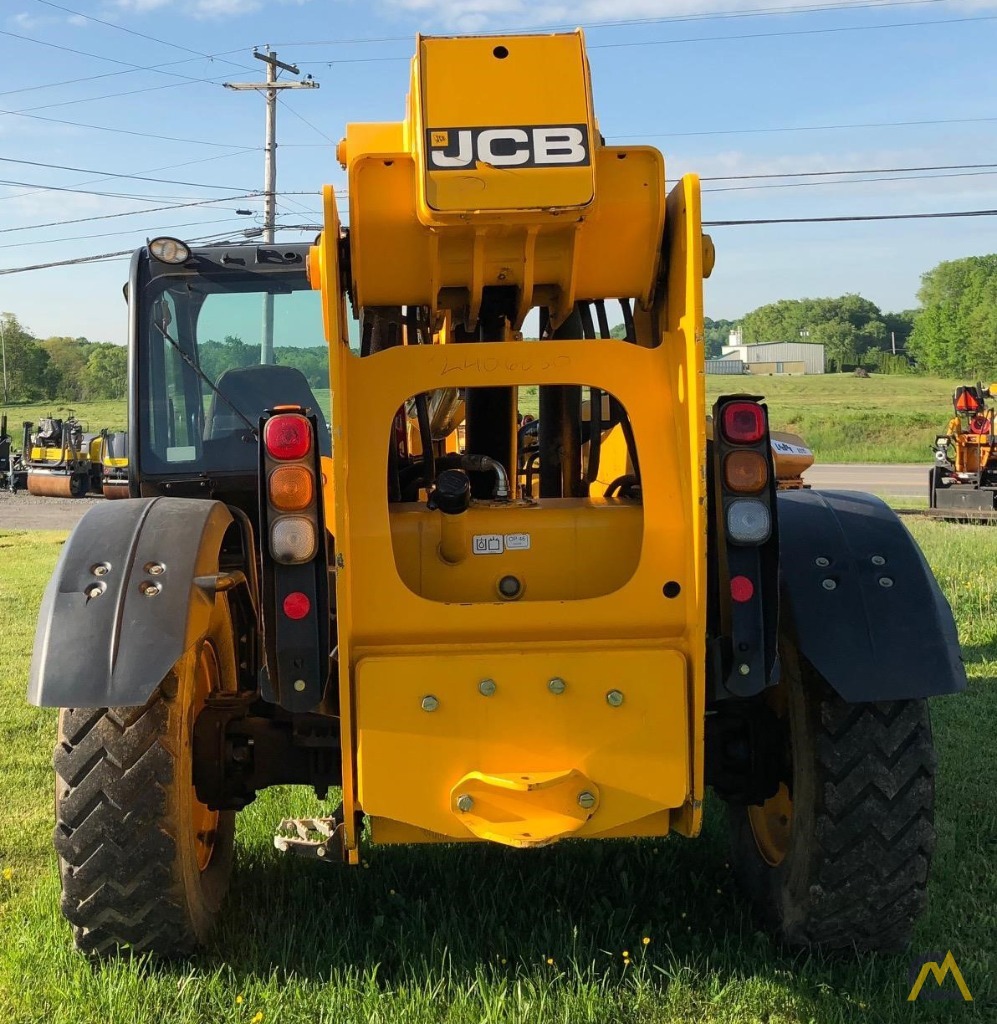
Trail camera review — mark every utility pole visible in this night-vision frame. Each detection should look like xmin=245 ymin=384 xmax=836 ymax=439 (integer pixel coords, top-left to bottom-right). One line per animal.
xmin=0 ymin=314 xmax=8 ymax=405
xmin=225 ymin=50 xmax=318 ymax=363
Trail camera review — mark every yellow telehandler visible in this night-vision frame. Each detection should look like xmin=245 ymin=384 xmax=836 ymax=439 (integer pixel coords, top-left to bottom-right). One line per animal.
xmin=29 ymin=31 xmax=964 ymax=958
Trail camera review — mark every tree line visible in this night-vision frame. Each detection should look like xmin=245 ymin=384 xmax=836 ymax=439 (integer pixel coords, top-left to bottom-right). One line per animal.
xmin=0 ymin=312 xmax=128 ymax=403
xmin=3 ymin=251 xmax=995 ymax=400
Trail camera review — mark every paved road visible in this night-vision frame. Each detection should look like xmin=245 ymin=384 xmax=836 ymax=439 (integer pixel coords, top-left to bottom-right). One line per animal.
xmin=803 ymin=463 xmax=925 ymax=498
xmin=0 ymin=463 xmax=928 ymax=532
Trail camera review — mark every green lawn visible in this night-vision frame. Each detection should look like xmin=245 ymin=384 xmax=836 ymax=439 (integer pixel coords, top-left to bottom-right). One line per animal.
xmin=2 ymin=374 xmax=969 ymax=465
xmin=0 ymin=521 xmax=993 ymax=1022
xmin=0 ymin=399 xmax=128 ymax=435
xmin=707 ymin=373 xmax=968 ymax=464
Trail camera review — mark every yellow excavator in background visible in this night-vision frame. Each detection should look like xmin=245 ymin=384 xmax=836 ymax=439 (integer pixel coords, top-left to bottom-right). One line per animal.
xmin=30 ymin=30 xmax=963 ymax=959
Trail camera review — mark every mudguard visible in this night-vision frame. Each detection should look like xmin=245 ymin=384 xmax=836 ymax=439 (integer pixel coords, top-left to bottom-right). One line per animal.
xmin=777 ymin=489 xmax=966 ymax=701
xmin=28 ymin=497 xmax=233 ymax=708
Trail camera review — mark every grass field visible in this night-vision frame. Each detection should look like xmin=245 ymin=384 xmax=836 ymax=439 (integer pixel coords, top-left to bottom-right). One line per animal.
xmin=2 ymin=373 xmax=968 ymax=466
xmin=0 ymin=522 xmax=993 ymax=1022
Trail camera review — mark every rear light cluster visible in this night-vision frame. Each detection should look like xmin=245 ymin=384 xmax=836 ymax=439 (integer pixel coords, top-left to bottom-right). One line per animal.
xmin=263 ymin=413 xmax=320 ymax=565
xmin=712 ymin=396 xmax=779 ymax=698
xmin=719 ymin=400 xmax=772 ymax=545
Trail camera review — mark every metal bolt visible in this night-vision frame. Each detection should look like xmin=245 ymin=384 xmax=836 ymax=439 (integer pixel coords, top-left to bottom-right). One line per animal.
xmin=478 ymin=678 xmax=497 ymax=697
xmin=139 ymin=581 xmax=160 ymax=597
xmin=293 ymin=679 xmax=306 ymax=692
xmin=146 ymin=562 xmax=165 ymax=576
xmin=871 ymin=555 xmax=886 ymax=566
xmin=91 ymin=563 xmax=109 ymax=577
xmin=421 ymin=695 xmax=439 ymax=712
xmin=548 ymin=677 xmax=566 ymax=695
xmin=815 ymin=556 xmax=830 ymax=567
xmin=821 ymin=578 xmax=837 ymax=591
xmin=879 ymin=576 xmax=894 ymax=588
xmin=84 ymin=583 xmax=104 ymax=600
xmin=577 ymin=791 xmax=596 ymax=810
xmin=316 ymin=845 xmax=326 ymax=858
xmin=606 ymin=689 xmax=624 ymax=707
xmin=739 ymin=663 xmax=750 ymax=676
xmin=456 ymin=794 xmax=474 ymax=812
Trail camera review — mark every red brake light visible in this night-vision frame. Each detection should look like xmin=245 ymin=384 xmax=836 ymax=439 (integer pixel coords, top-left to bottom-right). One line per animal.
xmin=722 ymin=402 xmax=765 ymax=445
xmin=265 ymin=414 xmax=311 ymax=461
xmin=730 ymin=575 xmax=755 ymax=602
xmin=283 ymin=591 xmax=311 ymax=619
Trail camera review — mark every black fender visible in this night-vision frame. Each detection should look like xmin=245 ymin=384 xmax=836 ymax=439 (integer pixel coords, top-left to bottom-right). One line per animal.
xmin=28 ymin=497 xmax=234 ymax=708
xmin=777 ymin=489 xmax=966 ymax=701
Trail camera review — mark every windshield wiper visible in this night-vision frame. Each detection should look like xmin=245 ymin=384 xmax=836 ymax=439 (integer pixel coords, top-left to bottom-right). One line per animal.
xmin=152 ymin=320 xmax=259 ymax=439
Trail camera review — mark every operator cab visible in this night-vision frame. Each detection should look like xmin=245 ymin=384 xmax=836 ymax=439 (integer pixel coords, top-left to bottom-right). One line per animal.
xmin=129 ymin=238 xmax=331 ymax=518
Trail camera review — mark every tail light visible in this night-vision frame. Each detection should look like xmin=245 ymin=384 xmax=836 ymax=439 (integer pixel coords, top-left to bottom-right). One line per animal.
xmin=721 ymin=402 xmax=766 ymax=444
xmin=711 ymin=395 xmax=779 ymax=699
xmin=726 ymin=498 xmax=771 ymax=544
xmin=262 ymin=412 xmax=320 ymax=565
xmin=269 ymin=465 xmax=314 ymax=511
xmin=259 ymin=407 xmax=330 ymax=713
xmin=265 ymin=414 xmax=312 ymax=460
xmin=723 ymin=450 xmax=768 ymax=494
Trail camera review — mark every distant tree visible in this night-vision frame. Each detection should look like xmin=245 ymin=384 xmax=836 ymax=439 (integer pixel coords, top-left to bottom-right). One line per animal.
xmin=199 ymin=334 xmax=257 ymax=382
xmin=907 ymin=255 xmax=997 ymax=377
xmin=0 ymin=312 xmax=53 ymax=402
xmin=81 ymin=344 xmax=127 ymax=400
xmin=41 ymin=336 xmax=91 ymax=401
xmin=704 ymin=317 xmax=736 ymax=358
xmin=274 ymin=345 xmax=329 ymax=389
xmin=739 ymin=295 xmax=894 ymax=372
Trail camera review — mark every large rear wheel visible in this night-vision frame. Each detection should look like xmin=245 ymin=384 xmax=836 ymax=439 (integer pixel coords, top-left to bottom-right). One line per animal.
xmin=728 ymin=642 xmax=937 ymax=952
xmin=53 ymin=597 xmax=237 ymax=957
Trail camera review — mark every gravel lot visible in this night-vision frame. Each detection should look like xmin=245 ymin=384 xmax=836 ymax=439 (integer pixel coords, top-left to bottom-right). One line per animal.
xmin=0 ymin=491 xmax=101 ymax=531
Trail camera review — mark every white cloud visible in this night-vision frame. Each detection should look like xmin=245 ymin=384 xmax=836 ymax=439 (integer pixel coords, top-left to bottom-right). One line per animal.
xmin=378 ymin=0 xmax=997 ymax=30
xmin=110 ymin=0 xmax=264 ymax=17
xmin=8 ymin=10 xmax=88 ymax=30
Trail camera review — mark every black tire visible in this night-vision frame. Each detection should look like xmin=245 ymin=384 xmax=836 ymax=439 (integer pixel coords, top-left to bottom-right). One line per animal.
xmin=728 ymin=644 xmax=936 ymax=953
xmin=53 ymin=598 xmax=237 ymax=957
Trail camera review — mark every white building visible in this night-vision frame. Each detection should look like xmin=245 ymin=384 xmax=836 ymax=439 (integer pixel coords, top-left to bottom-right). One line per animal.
xmin=720 ymin=340 xmax=825 ymax=375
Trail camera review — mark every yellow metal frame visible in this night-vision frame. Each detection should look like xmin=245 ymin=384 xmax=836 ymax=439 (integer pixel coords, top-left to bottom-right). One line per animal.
xmin=310 ymin=32 xmax=710 ymax=858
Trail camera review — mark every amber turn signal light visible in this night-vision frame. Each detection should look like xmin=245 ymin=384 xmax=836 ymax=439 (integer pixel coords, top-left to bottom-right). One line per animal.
xmin=269 ymin=465 xmax=314 ymax=511
xmin=723 ymin=450 xmax=768 ymax=494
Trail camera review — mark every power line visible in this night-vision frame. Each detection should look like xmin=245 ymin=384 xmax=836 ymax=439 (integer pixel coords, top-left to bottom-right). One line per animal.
xmin=276 ymin=95 xmax=336 ymax=145
xmin=0 ymin=104 xmax=251 ymax=148
xmin=704 ymin=168 xmax=997 ymax=192
xmin=588 ymin=12 xmax=997 ymax=51
xmin=701 ymin=160 xmax=997 ymax=181
xmin=281 ymin=0 xmax=951 ymax=50
xmin=0 ymin=147 xmax=258 ymax=204
xmin=704 ymin=208 xmax=997 ymax=226
xmin=0 ymin=177 xmax=246 ymax=203
xmin=31 ymin=0 xmax=257 ymax=72
xmin=0 ymin=216 xmax=257 ymax=251
xmin=0 ymin=28 xmax=220 ymax=85
xmin=8 ymin=74 xmax=233 ymax=116
xmin=0 ymin=155 xmax=255 ymax=192
xmin=0 ymin=195 xmax=261 ymax=235
xmin=293 ymin=6 xmax=987 ymax=66
xmin=0 ymin=226 xmax=266 ymax=276
xmin=610 ymin=114 xmax=997 ymax=140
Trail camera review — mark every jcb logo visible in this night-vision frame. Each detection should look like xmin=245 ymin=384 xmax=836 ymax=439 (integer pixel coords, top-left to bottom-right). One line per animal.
xmin=907 ymin=951 xmax=973 ymax=1002
xmin=426 ymin=125 xmax=590 ymax=170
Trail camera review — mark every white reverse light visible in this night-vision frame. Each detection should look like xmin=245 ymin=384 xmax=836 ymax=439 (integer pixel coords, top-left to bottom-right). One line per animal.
xmin=271 ymin=517 xmax=317 ymax=564
xmin=726 ymin=499 xmax=771 ymax=545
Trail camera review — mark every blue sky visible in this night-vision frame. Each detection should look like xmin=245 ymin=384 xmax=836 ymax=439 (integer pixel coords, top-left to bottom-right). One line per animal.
xmin=1 ymin=0 xmax=995 ymax=344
